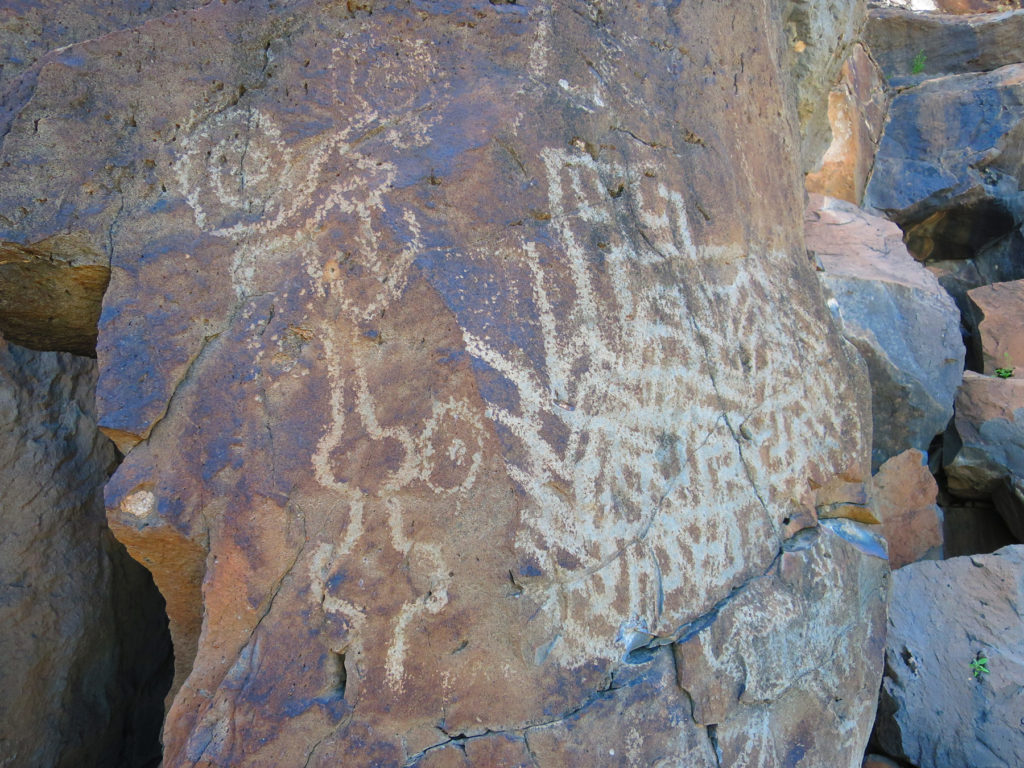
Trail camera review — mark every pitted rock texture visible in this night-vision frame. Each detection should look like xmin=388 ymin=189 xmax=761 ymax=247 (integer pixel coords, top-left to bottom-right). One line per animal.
xmin=0 ymin=337 xmax=171 ymax=767
xmin=875 ymin=546 xmax=1024 ymax=768
xmin=3 ymin=1 xmax=889 ymax=766
xmin=806 ymin=195 xmax=965 ymax=468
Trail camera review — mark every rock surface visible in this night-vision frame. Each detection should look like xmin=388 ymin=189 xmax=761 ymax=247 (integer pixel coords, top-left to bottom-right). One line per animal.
xmin=871 ymin=449 xmax=943 ymax=568
xmin=945 ymin=371 xmax=1024 ymax=538
xmin=2 ymin=1 xmax=889 ymax=766
xmin=863 ymin=62 xmax=1024 ymax=262
xmin=0 ymin=237 xmax=108 ymax=356
xmin=0 ymin=337 xmax=171 ymax=767
xmin=874 ymin=545 xmax=1024 ymax=768
xmin=805 ymin=43 xmax=889 ymax=204
xmin=968 ymin=279 xmax=1024 ymax=377
xmin=806 ymin=195 xmax=965 ymax=468
xmin=941 ymin=497 xmax=1019 ymax=557
xmin=865 ymin=7 xmax=1024 ymax=83
xmin=934 ymin=0 xmax=1022 ymax=12
xmin=783 ymin=0 xmax=869 ymax=173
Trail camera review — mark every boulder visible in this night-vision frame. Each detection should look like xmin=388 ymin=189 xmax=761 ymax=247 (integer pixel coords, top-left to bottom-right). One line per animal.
xmin=871 ymin=449 xmax=943 ymax=568
xmin=805 ymin=43 xmax=889 ymax=204
xmin=928 ymin=227 xmax=1024 ymax=346
xmin=2 ymin=1 xmax=889 ymax=766
xmin=944 ymin=371 xmax=1024 ymax=538
xmin=874 ymin=545 xmax=1024 ymax=768
xmin=0 ymin=337 xmax=171 ymax=766
xmin=935 ymin=0 xmax=1023 ymax=12
xmin=967 ymin=279 xmax=1024 ymax=377
xmin=863 ymin=63 xmax=1024 ymax=262
xmin=866 ymin=7 xmax=1024 ymax=84
xmin=806 ymin=195 xmax=965 ymax=468
xmin=782 ymin=0 xmax=868 ymax=173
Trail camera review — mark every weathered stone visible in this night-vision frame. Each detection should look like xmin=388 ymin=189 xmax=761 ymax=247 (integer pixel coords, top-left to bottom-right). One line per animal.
xmin=866 ymin=6 xmax=1024 ymax=83
xmin=863 ymin=63 xmax=1024 ymax=262
xmin=871 ymin=449 xmax=943 ymax=568
xmin=928 ymin=227 xmax=1024 ymax=345
xmin=805 ymin=43 xmax=889 ymax=204
xmin=945 ymin=371 xmax=1024 ymax=538
xmin=968 ymin=279 xmax=1024 ymax=377
xmin=0 ymin=237 xmax=108 ymax=356
xmin=673 ymin=522 xmax=889 ymax=765
xmin=0 ymin=0 xmax=211 ymax=96
xmin=2 ymin=1 xmax=889 ymax=766
xmin=806 ymin=195 xmax=965 ymax=468
xmin=874 ymin=546 xmax=1024 ymax=768
xmin=940 ymin=497 xmax=1019 ymax=557
xmin=783 ymin=0 xmax=869 ymax=173
xmin=0 ymin=336 xmax=171 ymax=766
xmin=935 ymin=0 xmax=1022 ymax=12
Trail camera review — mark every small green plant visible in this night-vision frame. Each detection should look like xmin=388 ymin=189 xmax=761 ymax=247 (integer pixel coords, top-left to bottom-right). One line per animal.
xmin=911 ymin=50 xmax=927 ymax=75
xmin=995 ymin=353 xmax=1014 ymax=378
xmin=970 ymin=655 xmax=989 ymax=679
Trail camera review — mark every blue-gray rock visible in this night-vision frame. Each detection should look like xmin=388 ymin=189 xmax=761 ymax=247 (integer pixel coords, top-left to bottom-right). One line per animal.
xmin=0 ymin=336 xmax=171 ymax=767
xmin=944 ymin=371 xmax=1024 ymax=540
xmin=866 ymin=7 xmax=1024 ymax=86
xmin=864 ymin=63 xmax=1024 ymax=262
xmin=874 ymin=545 xmax=1024 ymax=768
xmin=806 ymin=195 xmax=965 ymax=469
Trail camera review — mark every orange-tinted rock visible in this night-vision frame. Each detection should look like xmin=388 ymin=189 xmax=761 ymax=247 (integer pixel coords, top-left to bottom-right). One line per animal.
xmin=945 ymin=371 xmax=1024 ymax=538
xmin=0 ymin=237 xmax=108 ymax=356
xmin=871 ymin=449 xmax=943 ymax=568
xmin=968 ymin=279 xmax=1024 ymax=377
xmin=2 ymin=2 xmax=889 ymax=766
xmin=782 ymin=0 xmax=869 ymax=172
xmin=805 ymin=44 xmax=889 ymax=204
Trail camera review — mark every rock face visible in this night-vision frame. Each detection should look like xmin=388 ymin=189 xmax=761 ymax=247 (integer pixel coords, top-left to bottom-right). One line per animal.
xmin=863 ymin=62 xmax=1024 ymax=262
xmin=2 ymin=1 xmax=889 ymax=766
xmin=783 ymin=0 xmax=869 ymax=173
xmin=0 ymin=337 xmax=171 ymax=767
xmin=865 ymin=7 xmax=1024 ymax=82
xmin=875 ymin=546 xmax=1024 ymax=768
xmin=0 ymin=238 xmax=108 ymax=356
xmin=945 ymin=371 xmax=1024 ymax=539
xmin=871 ymin=449 xmax=943 ymax=568
xmin=968 ymin=279 xmax=1024 ymax=377
xmin=806 ymin=195 xmax=965 ymax=468
xmin=804 ymin=43 xmax=889 ymax=204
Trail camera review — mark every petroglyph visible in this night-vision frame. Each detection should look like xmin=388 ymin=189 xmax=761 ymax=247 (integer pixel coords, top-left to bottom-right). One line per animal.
xmin=165 ymin=27 xmax=863 ymax=687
